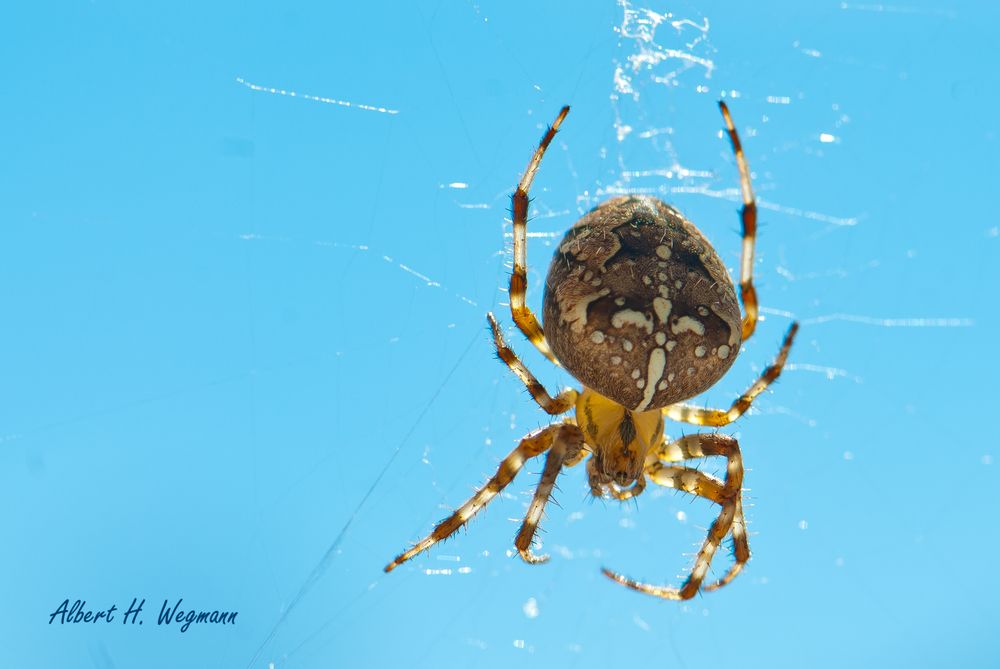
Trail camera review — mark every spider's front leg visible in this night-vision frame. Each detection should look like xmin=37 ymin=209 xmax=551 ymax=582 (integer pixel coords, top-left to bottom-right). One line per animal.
xmin=514 ymin=423 xmax=584 ymax=563
xmin=384 ymin=422 xmax=582 ymax=572
xmin=602 ymin=433 xmax=747 ymax=600
xmin=484 ymin=314 xmax=584 ymax=561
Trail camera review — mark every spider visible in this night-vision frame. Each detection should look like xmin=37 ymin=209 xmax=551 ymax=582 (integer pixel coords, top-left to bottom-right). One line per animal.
xmin=384 ymin=103 xmax=798 ymax=600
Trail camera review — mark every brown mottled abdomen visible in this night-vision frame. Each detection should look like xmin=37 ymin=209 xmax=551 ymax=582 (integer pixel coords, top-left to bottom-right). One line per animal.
xmin=542 ymin=196 xmax=742 ymax=411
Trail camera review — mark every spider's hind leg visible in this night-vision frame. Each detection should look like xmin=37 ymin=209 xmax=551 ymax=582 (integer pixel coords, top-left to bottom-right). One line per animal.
xmin=719 ymin=101 xmax=760 ymax=342
xmin=508 ymin=106 xmax=570 ymax=366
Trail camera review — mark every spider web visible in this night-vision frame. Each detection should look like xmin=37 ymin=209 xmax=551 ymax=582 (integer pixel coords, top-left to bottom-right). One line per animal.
xmin=5 ymin=2 xmax=994 ymax=668
xmin=235 ymin=2 xmax=975 ymax=666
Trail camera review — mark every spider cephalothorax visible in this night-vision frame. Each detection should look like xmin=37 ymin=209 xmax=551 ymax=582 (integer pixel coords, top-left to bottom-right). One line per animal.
xmin=575 ymin=387 xmax=661 ymax=496
xmin=386 ymin=103 xmax=799 ymax=600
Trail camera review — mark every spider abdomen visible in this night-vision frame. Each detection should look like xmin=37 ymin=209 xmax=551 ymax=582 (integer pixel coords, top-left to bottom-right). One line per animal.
xmin=542 ymin=195 xmax=742 ymax=411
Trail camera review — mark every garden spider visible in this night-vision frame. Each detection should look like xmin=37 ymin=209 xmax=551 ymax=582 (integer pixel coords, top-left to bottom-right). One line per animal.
xmin=385 ymin=103 xmax=798 ymax=600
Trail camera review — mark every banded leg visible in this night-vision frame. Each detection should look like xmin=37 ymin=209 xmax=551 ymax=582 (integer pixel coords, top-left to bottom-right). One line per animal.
xmin=487 ymin=312 xmax=577 ymax=415
xmin=719 ymin=101 xmax=759 ymax=341
xmin=657 ymin=434 xmax=750 ymax=590
xmin=664 ymin=321 xmax=798 ymax=427
xmin=705 ymin=497 xmax=748 ymax=592
xmin=657 ymin=435 xmax=750 ymax=590
xmin=645 ymin=463 xmax=724 ymax=502
xmin=514 ymin=423 xmax=584 ymax=563
xmin=384 ymin=423 xmax=569 ymax=572
xmin=602 ymin=434 xmax=745 ymax=600
xmin=509 ymin=106 xmax=570 ymax=366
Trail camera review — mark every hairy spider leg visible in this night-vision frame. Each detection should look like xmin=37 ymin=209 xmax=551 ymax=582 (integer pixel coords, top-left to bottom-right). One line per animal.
xmin=509 ymin=106 xmax=571 ymax=366
xmin=719 ymin=101 xmax=760 ymax=342
xmin=515 ymin=424 xmax=585 ymax=563
xmin=703 ymin=495 xmax=748 ymax=592
xmin=602 ymin=433 xmax=745 ymax=600
xmin=384 ymin=423 xmax=579 ymax=572
xmin=487 ymin=312 xmax=577 ymax=415
xmin=659 ymin=434 xmax=750 ymax=591
xmin=663 ymin=321 xmax=798 ymax=427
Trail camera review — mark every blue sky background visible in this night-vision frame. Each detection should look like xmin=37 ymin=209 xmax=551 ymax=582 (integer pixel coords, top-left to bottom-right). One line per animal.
xmin=2 ymin=1 xmax=998 ymax=667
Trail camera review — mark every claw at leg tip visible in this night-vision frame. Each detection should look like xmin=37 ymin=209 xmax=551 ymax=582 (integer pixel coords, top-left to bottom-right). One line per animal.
xmin=518 ymin=548 xmax=550 ymax=565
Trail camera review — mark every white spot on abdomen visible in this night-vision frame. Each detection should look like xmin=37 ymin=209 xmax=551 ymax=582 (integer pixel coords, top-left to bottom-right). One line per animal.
xmin=653 ymin=298 xmax=672 ymax=324
xmin=634 ymin=348 xmax=667 ymax=411
xmin=671 ymin=316 xmax=705 ymax=336
xmin=611 ymin=309 xmax=654 ymax=335
xmin=559 ymin=288 xmax=610 ymax=334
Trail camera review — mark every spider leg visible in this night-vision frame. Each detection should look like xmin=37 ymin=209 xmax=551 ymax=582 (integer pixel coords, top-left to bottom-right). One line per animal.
xmin=645 ymin=463 xmax=724 ymax=501
xmin=514 ymin=423 xmax=584 ymax=563
xmin=509 ymin=105 xmax=570 ymax=366
xmin=488 ymin=312 xmax=577 ymax=415
xmin=602 ymin=434 xmax=745 ymax=600
xmin=384 ymin=423 xmax=567 ymax=573
xmin=704 ymin=497 xmax=749 ymax=592
xmin=655 ymin=434 xmax=751 ymax=591
xmin=719 ymin=101 xmax=760 ymax=342
xmin=663 ymin=321 xmax=798 ymax=427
